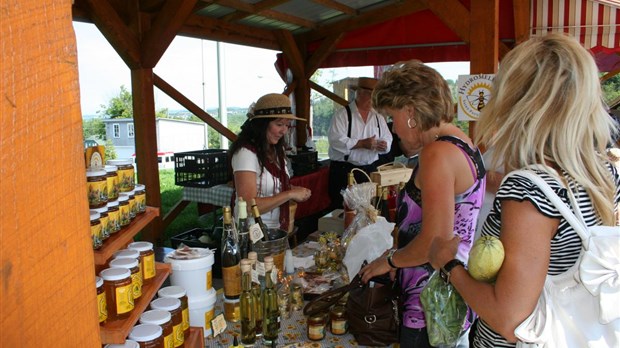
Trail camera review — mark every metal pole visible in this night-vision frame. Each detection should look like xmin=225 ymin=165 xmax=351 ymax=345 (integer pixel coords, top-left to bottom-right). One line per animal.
xmin=201 ymin=40 xmax=209 ymax=149
xmin=217 ymin=42 xmax=228 ymax=149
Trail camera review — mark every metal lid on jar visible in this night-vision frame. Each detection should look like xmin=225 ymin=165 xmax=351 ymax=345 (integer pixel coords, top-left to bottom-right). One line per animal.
xmin=107 ymin=201 xmax=119 ymax=208
xmin=118 ymin=195 xmax=129 ymax=203
xmin=100 ymin=267 xmax=131 ymax=281
xmin=158 ymin=286 xmax=187 ymax=299
xmin=113 ymin=249 xmax=140 ymax=260
xmin=90 ymin=211 xmax=101 ymax=221
xmin=150 ymin=297 xmax=181 ymax=311
xmin=104 ymin=339 xmax=139 ymax=348
xmin=128 ymin=324 xmax=163 ymax=342
xmin=109 ymin=258 xmax=139 ymax=269
xmin=91 ymin=207 xmax=108 ymax=215
xmin=104 ymin=165 xmax=118 ymax=172
xmin=140 ymin=310 xmax=172 ymax=326
xmin=331 ymin=305 xmax=346 ymax=316
xmin=96 ymin=276 xmax=103 ymax=288
xmin=128 ymin=241 xmax=153 ymax=252
xmin=86 ymin=168 xmax=107 ymax=177
xmin=107 ymin=159 xmax=133 ymax=166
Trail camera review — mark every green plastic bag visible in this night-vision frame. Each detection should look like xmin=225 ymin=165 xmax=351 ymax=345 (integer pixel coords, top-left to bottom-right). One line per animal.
xmin=420 ymin=271 xmax=468 ymax=347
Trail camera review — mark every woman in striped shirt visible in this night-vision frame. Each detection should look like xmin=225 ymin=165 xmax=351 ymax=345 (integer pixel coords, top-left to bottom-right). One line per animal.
xmin=428 ymin=33 xmax=620 ymax=347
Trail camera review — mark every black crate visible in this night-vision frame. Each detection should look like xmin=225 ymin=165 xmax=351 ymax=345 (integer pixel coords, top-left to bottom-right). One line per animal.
xmin=289 ymin=151 xmax=318 ymax=177
xmin=170 ymin=228 xmax=222 ymax=279
xmin=174 ymin=149 xmax=230 ymax=188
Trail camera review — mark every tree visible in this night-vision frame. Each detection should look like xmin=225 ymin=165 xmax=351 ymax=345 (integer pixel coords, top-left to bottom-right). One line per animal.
xmin=602 ymin=74 xmax=620 ymax=105
xmin=82 ymin=117 xmax=106 ymax=140
xmin=99 ymin=85 xmax=133 ymax=118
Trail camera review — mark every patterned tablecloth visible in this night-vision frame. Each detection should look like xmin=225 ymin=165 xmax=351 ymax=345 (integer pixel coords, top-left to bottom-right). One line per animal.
xmin=183 ymin=184 xmax=233 ymax=207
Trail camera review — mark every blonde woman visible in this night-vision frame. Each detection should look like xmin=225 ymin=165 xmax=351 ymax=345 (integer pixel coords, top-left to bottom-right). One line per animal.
xmin=429 ymin=33 xmax=620 ymax=347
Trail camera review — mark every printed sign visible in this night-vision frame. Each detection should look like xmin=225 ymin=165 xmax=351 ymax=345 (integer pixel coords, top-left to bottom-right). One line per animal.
xmin=457 ymin=74 xmax=495 ymax=121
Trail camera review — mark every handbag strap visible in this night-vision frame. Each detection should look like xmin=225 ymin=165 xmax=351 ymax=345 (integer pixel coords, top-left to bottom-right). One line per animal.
xmin=505 ymin=169 xmax=591 ymax=247
xmin=303 ymin=275 xmax=362 ymax=316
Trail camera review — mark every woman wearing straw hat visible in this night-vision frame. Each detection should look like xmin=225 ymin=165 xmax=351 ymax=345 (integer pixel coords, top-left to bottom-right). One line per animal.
xmin=229 ymin=93 xmax=312 ymax=232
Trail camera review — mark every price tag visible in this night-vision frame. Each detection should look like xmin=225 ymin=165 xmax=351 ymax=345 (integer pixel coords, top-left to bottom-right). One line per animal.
xmin=271 ymin=266 xmax=278 ymax=284
xmin=256 ymin=261 xmax=266 ymax=277
xmin=249 ymin=223 xmax=264 ymax=243
xmin=251 ymin=269 xmax=259 ymax=284
xmin=211 ymin=313 xmax=227 ymax=337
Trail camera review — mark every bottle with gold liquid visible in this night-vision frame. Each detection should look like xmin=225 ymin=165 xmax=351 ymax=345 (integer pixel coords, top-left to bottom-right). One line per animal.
xmin=262 ymin=256 xmax=280 ymax=344
xmin=240 ymin=259 xmax=256 ymax=345
xmin=248 ymin=251 xmax=263 ymax=337
xmin=251 ymin=198 xmax=270 ymax=241
xmin=343 ymin=172 xmax=356 ymax=230
xmin=222 ymin=206 xmax=241 ymax=322
xmin=380 ymin=187 xmax=392 ymax=222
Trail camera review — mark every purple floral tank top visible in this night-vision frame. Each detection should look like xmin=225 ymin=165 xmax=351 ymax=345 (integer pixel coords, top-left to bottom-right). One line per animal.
xmin=397 ymin=136 xmax=486 ymax=329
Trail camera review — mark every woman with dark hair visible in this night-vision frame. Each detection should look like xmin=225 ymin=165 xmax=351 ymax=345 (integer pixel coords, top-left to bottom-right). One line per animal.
xmin=229 ymin=93 xmax=311 ymax=232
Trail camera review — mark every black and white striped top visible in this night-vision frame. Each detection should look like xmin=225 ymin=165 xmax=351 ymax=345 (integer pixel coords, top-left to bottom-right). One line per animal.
xmin=472 ymin=165 xmax=620 ymax=348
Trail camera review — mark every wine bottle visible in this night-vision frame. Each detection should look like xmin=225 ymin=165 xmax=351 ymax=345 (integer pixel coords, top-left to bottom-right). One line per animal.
xmin=371 ymin=183 xmax=382 ymax=209
xmin=262 ymin=256 xmax=280 ymax=344
xmin=237 ymin=197 xmax=250 ymax=259
xmin=250 ymin=198 xmax=270 ymax=241
xmin=380 ymin=188 xmax=391 ymax=222
xmin=240 ymin=259 xmax=256 ymax=345
xmin=248 ymin=251 xmax=263 ymax=337
xmin=343 ymin=172 xmax=356 ymax=230
xmin=221 ymin=206 xmax=241 ymax=320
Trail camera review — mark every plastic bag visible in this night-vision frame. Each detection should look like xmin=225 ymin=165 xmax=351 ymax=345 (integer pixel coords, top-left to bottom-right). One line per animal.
xmin=420 ymin=271 xmax=468 ymax=347
xmin=342 ymin=217 xmax=394 ymax=281
xmin=341 ymin=181 xmax=378 ymax=248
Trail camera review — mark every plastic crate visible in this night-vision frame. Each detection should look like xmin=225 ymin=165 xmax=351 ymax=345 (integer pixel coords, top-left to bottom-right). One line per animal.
xmin=170 ymin=227 xmax=222 ymax=279
xmin=174 ymin=149 xmax=230 ymax=188
xmin=289 ymin=151 xmax=318 ymax=177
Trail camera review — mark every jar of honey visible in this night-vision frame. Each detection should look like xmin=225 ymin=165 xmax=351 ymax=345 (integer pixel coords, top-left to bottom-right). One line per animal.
xmin=330 ymin=305 xmax=348 ymax=335
xmin=96 ymin=276 xmax=107 ymax=325
xmin=307 ymin=312 xmax=327 ymax=341
xmin=107 ymin=200 xmax=121 ymax=234
xmin=91 ymin=206 xmax=110 ymax=241
xmin=150 ymin=297 xmax=184 ymax=348
xmin=105 ymin=165 xmax=120 ymax=202
xmin=118 ymin=194 xmax=131 ymax=227
xmin=109 ymin=258 xmax=142 ymax=300
xmin=140 ymin=310 xmax=174 ymax=348
xmin=157 ymin=286 xmax=189 ymax=341
xmin=126 ymin=191 xmax=137 ymax=220
xmin=128 ymin=324 xmax=164 ymax=348
xmin=90 ymin=211 xmax=102 ymax=250
xmin=87 ymin=168 xmax=108 ymax=209
xmin=113 ymin=249 xmax=142 ymax=277
xmin=134 ymin=184 xmax=147 ymax=214
xmin=107 ymin=159 xmax=135 ymax=192
xmin=100 ymin=267 xmax=134 ymax=320
xmin=128 ymin=241 xmax=156 ymax=284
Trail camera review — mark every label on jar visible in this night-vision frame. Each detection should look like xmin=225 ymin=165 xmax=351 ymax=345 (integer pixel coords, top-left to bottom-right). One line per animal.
xmin=117 ymin=168 xmax=135 ymax=192
xmin=107 ymin=209 xmax=121 ymax=233
xmin=173 ymin=323 xmax=184 ymax=347
xmin=130 ymin=272 xmax=142 ymax=299
xmin=115 ymin=283 xmax=134 ymax=314
xmin=163 ymin=332 xmax=174 ymax=348
xmin=308 ymin=325 xmax=325 ymax=340
xmin=205 ymin=308 xmax=215 ymax=330
xmin=119 ymin=203 xmax=131 ymax=226
xmin=143 ymin=253 xmax=156 ymax=280
xmin=331 ymin=319 xmax=348 ymax=335
xmin=87 ymin=180 xmax=107 ymax=208
xmin=221 ymin=265 xmax=241 ymax=297
xmin=99 ymin=215 xmax=110 ymax=238
xmin=91 ymin=223 xmax=102 ymax=241
xmin=97 ymin=291 xmax=108 ymax=323
xmin=107 ymin=176 xmax=119 ymax=200
xmin=182 ymin=307 xmax=189 ymax=331
xmin=135 ymin=193 xmax=146 ymax=212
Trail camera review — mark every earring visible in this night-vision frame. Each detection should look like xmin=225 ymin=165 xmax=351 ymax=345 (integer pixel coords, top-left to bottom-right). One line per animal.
xmin=407 ymin=118 xmax=417 ymax=129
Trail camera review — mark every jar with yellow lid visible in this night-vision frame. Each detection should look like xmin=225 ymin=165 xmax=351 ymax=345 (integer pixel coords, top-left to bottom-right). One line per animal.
xmin=128 ymin=324 xmax=164 ymax=348
xmin=90 ymin=211 xmax=102 ymax=250
xmin=150 ymin=297 xmax=184 ymax=348
xmin=128 ymin=241 xmax=156 ymax=284
xmin=87 ymin=168 xmax=108 ymax=209
xmin=118 ymin=194 xmax=131 ymax=227
xmin=91 ymin=206 xmax=110 ymax=241
xmin=140 ymin=310 xmax=174 ymax=348
xmin=109 ymin=258 xmax=142 ymax=300
xmin=330 ymin=305 xmax=348 ymax=335
xmin=307 ymin=312 xmax=327 ymax=341
xmin=107 ymin=159 xmax=135 ymax=192
xmin=100 ymin=267 xmax=134 ymax=320
xmin=134 ymin=184 xmax=147 ymax=214
xmin=105 ymin=165 xmax=120 ymax=202
xmin=107 ymin=201 xmax=121 ymax=234
xmin=96 ymin=276 xmax=107 ymax=325
xmin=158 ymin=286 xmax=189 ymax=341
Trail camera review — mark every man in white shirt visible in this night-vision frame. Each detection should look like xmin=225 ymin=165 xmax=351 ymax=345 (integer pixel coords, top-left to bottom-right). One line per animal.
xmin=327 ymin=77 xmax=393 ymax=208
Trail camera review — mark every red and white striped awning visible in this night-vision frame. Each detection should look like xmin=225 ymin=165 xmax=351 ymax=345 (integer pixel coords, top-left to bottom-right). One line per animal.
xmin=531 ymin=0 xmax=620 ymax=72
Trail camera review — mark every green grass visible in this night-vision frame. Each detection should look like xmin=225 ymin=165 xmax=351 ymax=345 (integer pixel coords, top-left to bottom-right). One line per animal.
xmin=159 ymin=169 xmax=216 ymax=247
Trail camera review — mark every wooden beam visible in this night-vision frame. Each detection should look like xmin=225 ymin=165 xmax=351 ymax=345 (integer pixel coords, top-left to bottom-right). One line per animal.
xmin=275 ymin=29 xmax=305 ymax=80
xmin=302 ymin=0 xmax=427 ymax=43
xmin=310 ymin=80 xmax=348 ymax=106
xmin=153 ymin=73 xmax=238 ymax=141
xmin=283 ymin=80 xmax=298 ymax=96
xmin=141 ymin=0 xmax=198 ymax=68
xmin=181 ymin=14 xmax=279 ymax=50
xmin=210 ymin=0 xmax=253 ymax=12
xmin=221 ymin=2 xmax=316 ymax=28
xmin=601 ymin=65 xmax=620 ymax=82
xmin=221 ymin=0 xmax=287 ymax=21
xmin=305 ymin=33 xmax=344 ymax=79
xmin=311 ymin=0 xmax=357 ymax=16
xmin=161 ymin=200 xmax=191 ymax=231
xmin=513 ymin=0 xmax=530 ymax=45
xmin=83 ymin=0 xmax=141 ymax=69
xmin=294 ymin=79 xmax=311 ymax=144
xmin=425 ymin=0 xmax=470 ymax=42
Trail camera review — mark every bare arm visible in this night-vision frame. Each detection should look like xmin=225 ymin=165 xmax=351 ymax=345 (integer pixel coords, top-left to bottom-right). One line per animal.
xmin=234 ymin=171 xmax=311 ymax=215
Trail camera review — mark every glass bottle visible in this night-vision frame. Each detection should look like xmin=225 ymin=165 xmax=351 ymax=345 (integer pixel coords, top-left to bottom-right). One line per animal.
xmin=380 ymin=187 xmax=391 ymax=222
xmin=247 ymin=251 xmax=263 ymax=337
xmin=240 ymin=259 xmax=256 ymax=345
xmin=371 ymin=183 xmax=382 ymax=209
xmin=250 ymin=198 xmax=270 ymax=241
xmin=221 ymin=206 xmax=241 ymax=320
xmin=262 ymin=256 xmax=280 ymax=344
xmin=236 ymin=197 xmax=250 ymax=259
xmin=343 ymin=172 xmax=356 ymax=230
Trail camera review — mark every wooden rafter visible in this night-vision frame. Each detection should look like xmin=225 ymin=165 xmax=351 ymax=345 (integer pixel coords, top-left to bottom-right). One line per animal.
xmin=513 ymin=0 xmax=530 ymax=45
xmin=275 ymin=29 xmax=305 ymax=79
xmin=310 ymin=81 xmax=348 ymax=106
xmin=220 ymin=1 xmax=316 ymax=29
xmin=311 ymin=0 xmax=357 ymax=16
xmin=304 ymin=33 xmax=344 ymax=78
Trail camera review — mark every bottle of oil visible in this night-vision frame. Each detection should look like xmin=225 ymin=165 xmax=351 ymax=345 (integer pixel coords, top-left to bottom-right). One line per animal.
xmin=240 ymin=259 xmax=256 ymax=345
xmin=221 ymin=206 xmax=241 ymax=321
xmin=248 ymin=251 xmax=263 ymax=337
xmin=251 ymin=198 xmax=270 ymax=241
xmin=343 ymin=172 xmax=356 ymax=230
xmin=262 ymin=256 xmax=280 ymax=344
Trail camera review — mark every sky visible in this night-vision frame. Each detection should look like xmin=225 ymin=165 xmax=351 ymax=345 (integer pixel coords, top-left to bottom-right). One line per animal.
xmin=73 ymin=22 xmax=470 ymax=116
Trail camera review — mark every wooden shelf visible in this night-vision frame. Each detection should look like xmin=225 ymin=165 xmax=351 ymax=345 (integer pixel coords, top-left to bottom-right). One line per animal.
xmin=93 ymin=206 xmax=160 ymax=266
xmin=100 ymin=262 xmax=172 ymax=344
xmin=187 ymin=327 xmax=205 ymax=348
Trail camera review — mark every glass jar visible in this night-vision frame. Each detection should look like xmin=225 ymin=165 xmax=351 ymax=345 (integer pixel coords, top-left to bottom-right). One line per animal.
xmin=105 ymin=165 xmax=120 ymax=202
xmin=113 ymin=249 xmax=142 ymax=277
xmin=90 ymin=211 xmax=102 ymax=250
xmin=223 ymin=297 xmax=240 ymax=323
xmin=118 ymin=194 xmax=131 ymax=227
xmin=140 ymin=310 xmax=174 ymax=348
xmin=86 ymin=168 xmax=108 ymax=209
xmin=134 ymin=184 xmax=146 ymax=214
xmin=109 ymin=258 xmax=142 ymax=300
xmin=330 ymin=305 xmax=348 ymax=335
xmin=128 ymin=324 xmax=164 ymax=348
xmin=128 ymin=241 xmax=156 ymax=284
xmin=96 ymin=276 xmax=107 ymax=325
xmin=307 ymin=312 xmax=327 ymax=341
xmin=126 ymin=191 xmax=137 ymax=219
xmin=91 ymin=206 xmax=110 ymax=240
xmin=100 ymin=267 xmax=134 ymax=320
xmin=107 ymin=200 xmax=121 ymax=234
xmin=107 ymin=159 xmax=135 ymax=192
xmin=290 ymin=283 xmax=304 ymax=311
xmin=150 ymin=297 xmax=184 ymax=348
xmin=157 ymin=286 xmax=189 ymax=341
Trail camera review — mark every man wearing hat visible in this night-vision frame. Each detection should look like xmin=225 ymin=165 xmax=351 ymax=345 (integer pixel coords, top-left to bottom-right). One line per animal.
xmin=327 ymin=77 xmax=393 ymax=209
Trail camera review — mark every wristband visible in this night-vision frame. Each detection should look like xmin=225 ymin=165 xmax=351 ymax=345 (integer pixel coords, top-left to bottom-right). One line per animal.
xmin=386 ymin=249 xmax=398 ymax=269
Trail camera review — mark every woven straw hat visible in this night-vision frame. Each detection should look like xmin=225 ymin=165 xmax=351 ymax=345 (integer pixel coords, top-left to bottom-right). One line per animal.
xmin=248 ymin=93 xmax=305 ymax=122
xmin=350 ymin=77 xmax=378 ymax=91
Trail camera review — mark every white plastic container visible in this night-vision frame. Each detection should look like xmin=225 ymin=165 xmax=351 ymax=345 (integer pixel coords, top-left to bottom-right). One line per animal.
xmin=164 ymin=248 xmax=214 ymax=296
xmin=188 ymin=288 xmax=217 ymax=337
